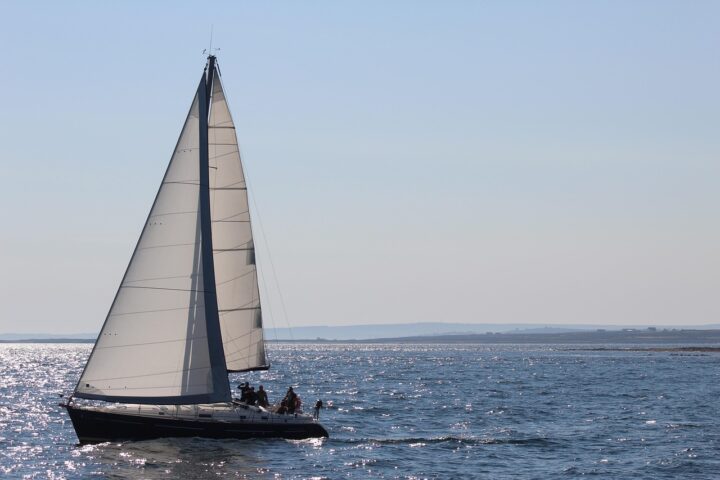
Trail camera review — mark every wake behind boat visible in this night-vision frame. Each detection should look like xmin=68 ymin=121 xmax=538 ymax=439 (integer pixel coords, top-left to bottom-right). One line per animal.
xmin=62 ymin=55 xmax=328 ymax=443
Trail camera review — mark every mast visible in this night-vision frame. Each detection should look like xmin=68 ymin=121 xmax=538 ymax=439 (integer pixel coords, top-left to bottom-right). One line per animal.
xmin=206 ymin=55 xmax=216 ymax=108
xmin=198 ymin=55 xmax=231 ymax=398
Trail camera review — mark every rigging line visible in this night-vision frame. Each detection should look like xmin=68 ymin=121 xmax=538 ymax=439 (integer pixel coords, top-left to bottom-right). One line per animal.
xmin=241 ymin=154 xmax=294 ymax=345
xmin=255 ymin=255 xmax=278 ymax=343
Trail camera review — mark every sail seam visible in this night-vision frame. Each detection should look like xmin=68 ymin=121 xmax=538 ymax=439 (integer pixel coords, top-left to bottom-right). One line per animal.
xmin=215 ymin=270 xmax=255 ymax=286
xmin=222 ymin=331 xmax=259 ymax=345
xmin=209 ymin=151 xmax=239 ymax=161
xmin=74 ymin=392 xmax=231 ymax=404
xmin=149 ymin=211 xmax=197 ymax=218
xmin=137 ymin=242 xmax=196 ymax=251
xmin=224 ymin=347 xmax=262 ymax=362
xmin=215 ymin=211 xmax=250 ymax=222
xmin=109 ymin=305 xmax=205 ymax=317
xmin=121 ymin=285 xmax=214 ymax=293
xmin=82 ymin=364 xmax=216 ymax=382
xmin=218 ymin=297 xmax=259 ymax=311
xmin=215 ymin=179 xmax=246 ymax=189
xmin=218 ymin=306 xmax=261 ymax=313
xmin=81 ymin=383 xmax=215 ymax=391
xmin=94 ymin=336 xmax=209 ymax=349
xmin=124 ymin=274 xmax=198 ymax=283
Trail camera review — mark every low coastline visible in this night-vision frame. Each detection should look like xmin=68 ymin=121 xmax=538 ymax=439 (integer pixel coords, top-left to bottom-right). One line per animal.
xmin=5 ymin=328 xmax=720 ymax=348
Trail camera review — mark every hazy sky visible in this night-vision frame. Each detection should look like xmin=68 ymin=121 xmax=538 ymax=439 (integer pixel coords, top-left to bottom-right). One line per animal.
xmin=0 ymin=1 xmax=718 ymax=334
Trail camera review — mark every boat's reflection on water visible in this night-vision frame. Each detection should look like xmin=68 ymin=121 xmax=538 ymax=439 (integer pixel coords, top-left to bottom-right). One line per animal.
xmin=78 ymin=436 xmax=302 ymax=477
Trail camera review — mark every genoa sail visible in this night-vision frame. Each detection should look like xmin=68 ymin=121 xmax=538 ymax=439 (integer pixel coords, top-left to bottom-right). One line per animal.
xmin=208 ymin=72 xmax=269 ymax=372
xmin=74 ymin=70 xmax=231 ymax=404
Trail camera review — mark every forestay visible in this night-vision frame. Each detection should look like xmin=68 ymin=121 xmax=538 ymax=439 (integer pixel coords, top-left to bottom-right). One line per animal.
xmin=208 ymin=72 xmax=268 ymax=372
xmin=74 ymin=74 xmax=232 ymax=404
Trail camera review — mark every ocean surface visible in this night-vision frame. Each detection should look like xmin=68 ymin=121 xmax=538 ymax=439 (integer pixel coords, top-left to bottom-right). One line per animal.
xmin=1 ymin=343 xmax=719 ymax=479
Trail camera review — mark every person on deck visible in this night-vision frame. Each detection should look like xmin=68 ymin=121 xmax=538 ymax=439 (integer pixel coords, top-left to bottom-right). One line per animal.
xmin=247 ymin=386 xmax=257 ymax=405
xmin=257 ymin=385 xmax=269 ymax=408
xmin=314 ymin=400 xmax=323 ymax=419
xmin=237 ymin=382 xmax=250 ymax=403
xmin=284 ymin=387 xmax=297 ymax=414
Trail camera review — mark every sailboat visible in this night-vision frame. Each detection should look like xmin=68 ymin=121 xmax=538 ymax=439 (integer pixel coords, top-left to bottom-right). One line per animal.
xmin=62 ymin=55 xmax=328 ymax=443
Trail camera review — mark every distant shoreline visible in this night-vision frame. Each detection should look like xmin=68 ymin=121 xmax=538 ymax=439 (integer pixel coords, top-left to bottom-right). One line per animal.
xmin=4 ymin=328 xmax=720 ymax=346
xmin=564 ymin=346 xmax=720 ymax=353
xmin=270 ymin=328 xmax=720 ymax=345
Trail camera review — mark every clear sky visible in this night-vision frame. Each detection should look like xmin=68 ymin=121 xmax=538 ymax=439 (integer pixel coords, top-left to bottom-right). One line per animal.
xmin=0 ymin=1 xmax=718 ymax=334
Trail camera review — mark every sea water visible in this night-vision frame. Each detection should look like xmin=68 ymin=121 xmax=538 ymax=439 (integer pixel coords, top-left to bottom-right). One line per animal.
xmin=1 ymin=343 xmax=719 ymax=479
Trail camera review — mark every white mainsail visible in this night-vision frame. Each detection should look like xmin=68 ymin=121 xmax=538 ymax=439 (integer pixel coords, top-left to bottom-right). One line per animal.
xmin=74 ymin=71 xmax=231 ymax=404
xmin=209 ymin=74 xmax=268 ymax=372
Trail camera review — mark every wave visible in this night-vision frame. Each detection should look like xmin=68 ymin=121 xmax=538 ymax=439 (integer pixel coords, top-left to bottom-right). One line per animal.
xmin=335 ymin=435 xmax=559 ymax=447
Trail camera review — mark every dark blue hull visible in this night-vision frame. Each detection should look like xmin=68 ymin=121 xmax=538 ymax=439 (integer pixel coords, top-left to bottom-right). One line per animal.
xmin=64 ymin=405 xmax=329 ymax=444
